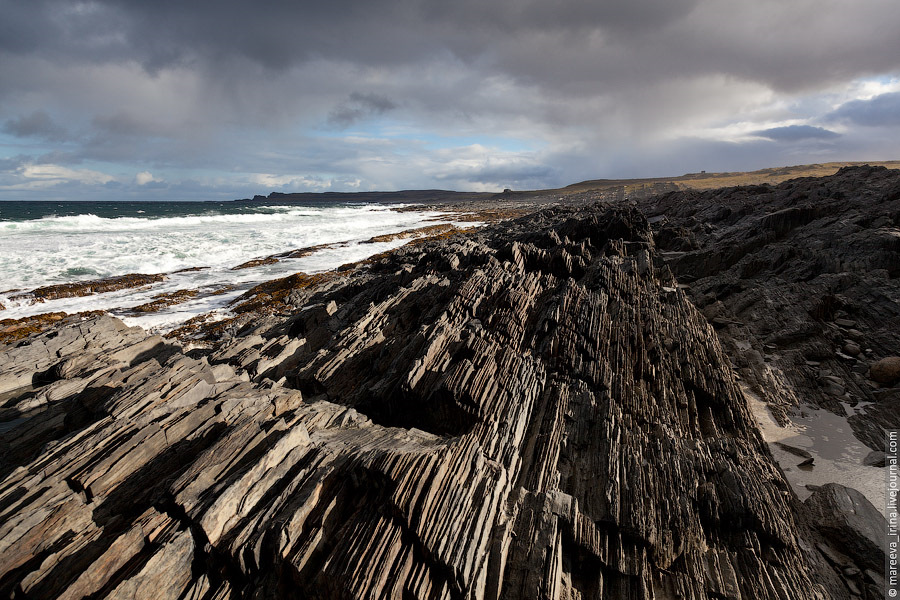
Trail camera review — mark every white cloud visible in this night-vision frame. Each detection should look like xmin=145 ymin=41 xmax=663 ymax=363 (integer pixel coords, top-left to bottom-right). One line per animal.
xmin=250 ymin=173 xmax=332 ymax=190
xmin=20 ymin=164 xmax=116 ymax=186
xmin=134 ymin=171 xmax=158 ymax=185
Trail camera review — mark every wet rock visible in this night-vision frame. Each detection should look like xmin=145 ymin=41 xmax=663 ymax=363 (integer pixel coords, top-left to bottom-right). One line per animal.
xmin=775 ymin=442 xmax=813 ymax=459
xmin=804 ymin=483 xmax=887 ymax=572
xmin=230 ymin=256 xmax=280 ymax=270
xmin=363 ymin=223 xmax=459 ymax=243
xmin=13 ymin=273 xmax=166 ymax=303
xmin=870 ymin=356 xmax=900 ymax=384
xmin=128 ymin=289 xmax=200 ymax=313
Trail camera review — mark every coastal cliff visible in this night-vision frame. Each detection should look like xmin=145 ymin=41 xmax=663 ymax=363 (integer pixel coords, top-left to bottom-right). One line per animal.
xmin=0 ymin=174 xmax=893 ymax=598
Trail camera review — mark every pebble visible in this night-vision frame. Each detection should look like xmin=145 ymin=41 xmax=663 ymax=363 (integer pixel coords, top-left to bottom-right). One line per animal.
xmin=842 ymin=341 xmax=861 ymax=356
xmin=846 ymin=329 xmax=864 ymax=342
xmin=842 ymin=566 xmax=860 ymax=578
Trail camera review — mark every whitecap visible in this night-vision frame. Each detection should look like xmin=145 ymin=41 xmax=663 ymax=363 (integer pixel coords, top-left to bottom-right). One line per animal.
xmin=0 ymin=203 xmax=477 ymax=335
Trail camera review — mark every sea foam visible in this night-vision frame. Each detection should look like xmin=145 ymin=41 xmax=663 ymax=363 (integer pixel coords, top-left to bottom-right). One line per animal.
xmin=0 ymin=203 xmax=469 ymax=333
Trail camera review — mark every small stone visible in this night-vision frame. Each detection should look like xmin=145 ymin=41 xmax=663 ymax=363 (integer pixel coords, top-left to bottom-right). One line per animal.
xmin=775 ymin=442 xmax=812 ymax=459
xmin=870 ymin=356 xmax=900 ymax=384
xmin=862 ymin=451 xmax=886 ymax=467
xmin=798 ymin=457 xmax=815 ymax=469
xmin=835 ymin=318 xmax=857 ymax=328
xmin=823 ymin=381 xmax=846 ymax=396
xmin=842 ymin=342 xmax=861 ymax=356
xmin=842 ymin=566 xmax=860 ymax=577
xmin=846 ymin=329 xmax=864 ymax=341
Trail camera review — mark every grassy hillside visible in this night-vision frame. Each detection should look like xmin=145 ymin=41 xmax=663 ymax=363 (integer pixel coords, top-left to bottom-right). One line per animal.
xmin=552 ymin=161 xmax=900 ymax=198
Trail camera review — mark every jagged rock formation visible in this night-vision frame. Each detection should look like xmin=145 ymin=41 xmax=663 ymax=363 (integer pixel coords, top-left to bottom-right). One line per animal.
xmin=0 ymin=203 xmax=886 ymax=598
xmin=636 ymin=165 xmax=900 ymax=450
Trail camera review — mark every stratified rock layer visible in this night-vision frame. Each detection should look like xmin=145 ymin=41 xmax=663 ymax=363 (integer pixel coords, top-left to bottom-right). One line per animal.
xmin=0 ymin=204 xmax=878 ymax=598
xmin=637 ymin=165 xmax=900 ymax=451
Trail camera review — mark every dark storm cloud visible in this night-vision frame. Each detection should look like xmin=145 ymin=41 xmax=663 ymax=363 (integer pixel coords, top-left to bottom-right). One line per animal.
xmin=3 ymin=111 xmax=70 ymax=141
xmin=328 ymin=93 xmax=398 ymax=128
xmin=1 ymin=0 xmax=900 ymax=199
xmin=92 ymin=113 xmax=161 ymax=137
xmin=5 ymin=0 xmax=897 ymax=92
xmin=828 ymin=91 xmax=900 ymax=127
xmin=755 ymin=125 xmax=840 ymax=142
xmin=0 ymin=0 xmax=698 ymax=67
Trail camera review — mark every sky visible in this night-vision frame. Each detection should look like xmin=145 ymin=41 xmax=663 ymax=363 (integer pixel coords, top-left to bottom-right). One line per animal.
xmin=2 ymin=0 xmax=900 ymax=201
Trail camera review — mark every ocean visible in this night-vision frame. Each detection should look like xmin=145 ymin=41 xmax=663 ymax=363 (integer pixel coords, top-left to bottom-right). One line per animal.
xmin=0 ymin=200 xmax=466 ymax=333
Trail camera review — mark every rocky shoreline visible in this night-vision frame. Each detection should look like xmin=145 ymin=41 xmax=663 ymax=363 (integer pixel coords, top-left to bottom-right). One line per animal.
xmin=0 ymin=167 xmax=896 ymax=598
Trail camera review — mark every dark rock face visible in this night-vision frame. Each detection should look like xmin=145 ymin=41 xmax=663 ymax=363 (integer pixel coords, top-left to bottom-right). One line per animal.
xmin=638 ymin=165 xmax=900 ymax=450
xmin=805 ymin=483 xmax=886 ymax=573
xmin=0 ymin=204 xmax=876 ymax=598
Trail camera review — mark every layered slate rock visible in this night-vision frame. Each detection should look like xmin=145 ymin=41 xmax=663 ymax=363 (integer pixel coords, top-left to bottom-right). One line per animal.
xmin=637 ymin=165 xmax=900 ymax=449
xmin=0 ymin=206 xmax=868 ymax=598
